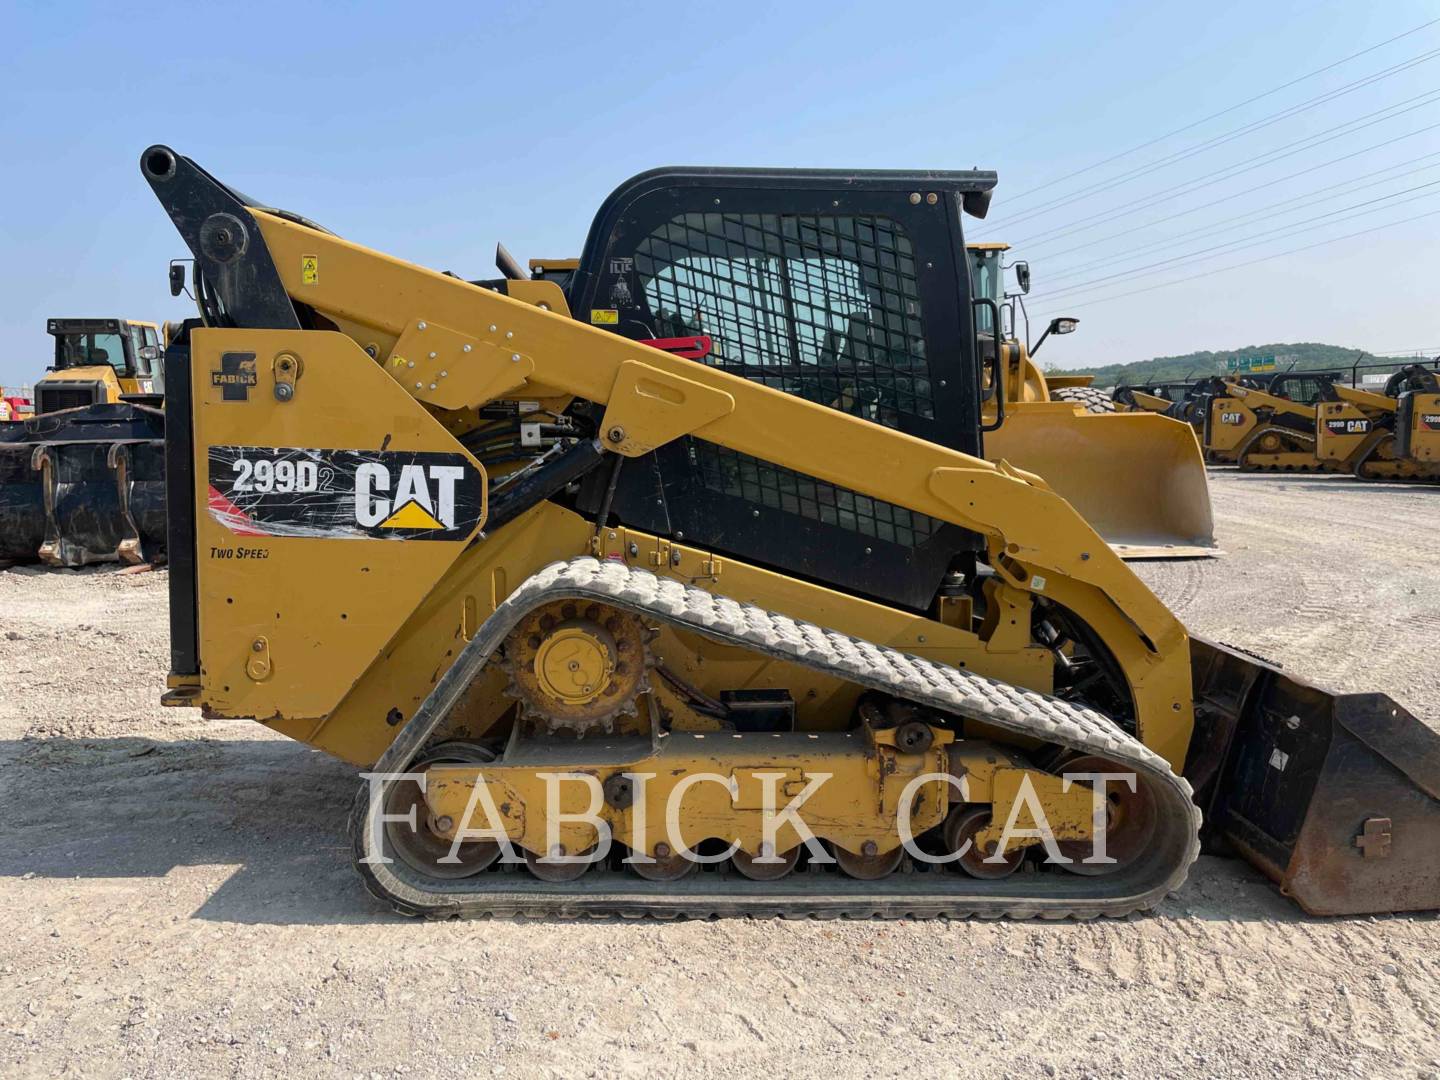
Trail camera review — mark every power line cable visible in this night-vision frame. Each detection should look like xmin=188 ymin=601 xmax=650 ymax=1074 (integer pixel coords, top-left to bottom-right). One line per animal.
xmin=1007 ymin=89 xmax=1440 ymax=248
xmin=1041 ymin=159 xmax=1440 ymax=282
xmin=982 ymin=45 xmax=1440 ymax=232
xmin=1037 ymin=181 xmax=1440 ymax=299
xmin=997 ymin=17 xmax=1440 ymax=207
xmin=1031 ymin=205 xmax=1440 ymax=315
xmin=1034 ymin=143 xmax=1440 ymax=264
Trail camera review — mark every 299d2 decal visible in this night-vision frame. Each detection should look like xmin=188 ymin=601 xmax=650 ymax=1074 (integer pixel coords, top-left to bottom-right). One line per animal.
xmin=207 ymin=446 xmax=484 ymax=541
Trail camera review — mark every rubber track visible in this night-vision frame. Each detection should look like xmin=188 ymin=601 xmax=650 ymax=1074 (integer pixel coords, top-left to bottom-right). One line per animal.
xmin=349 ymin=558 xmax=1201 ymax=920
xmin=1235 ymin=424 xmax=1335 ymax=473
xmin=1354 ymin=433 xmax=1440 ymax=482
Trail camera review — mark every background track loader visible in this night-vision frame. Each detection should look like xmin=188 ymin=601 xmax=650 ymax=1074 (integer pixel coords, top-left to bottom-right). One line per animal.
xmin=1315 ymin=362 xmax=1440 ymax=480
xmin=1200 ymin=368 xmax=1342 ymax=471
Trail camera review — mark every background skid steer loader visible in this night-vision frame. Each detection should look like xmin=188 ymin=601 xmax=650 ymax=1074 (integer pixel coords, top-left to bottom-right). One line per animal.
xmin=1200 ymin=369 xmax=1342 ymax=472
xmin=966 ymin=244 xmax=1216 ymax=558
xmin=0 ymin=318 xmax=167 ymax=567
xmin=1315 ymin=361 xmax=1440 ymax=481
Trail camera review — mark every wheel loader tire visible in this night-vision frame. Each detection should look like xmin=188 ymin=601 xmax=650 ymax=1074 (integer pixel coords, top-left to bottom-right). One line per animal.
xmin=1051 ymin=385 xmax=1117 ymax=414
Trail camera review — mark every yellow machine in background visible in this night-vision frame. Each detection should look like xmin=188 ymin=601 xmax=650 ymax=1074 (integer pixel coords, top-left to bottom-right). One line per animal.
xmin=1200 ymin=369 xmax=1340 ymax=471
xmin=32 ymin=317 xmax=165 ymax=413
xmin=141 ymin=146 xmax=1438 ymax=920
xmin=967 ymin=244 xmax=1215 ymax=558
xmin=1315 ymin=363 xmax=1440 ymax=480
xmin=0 ymin=318 xmax=168 ymax=566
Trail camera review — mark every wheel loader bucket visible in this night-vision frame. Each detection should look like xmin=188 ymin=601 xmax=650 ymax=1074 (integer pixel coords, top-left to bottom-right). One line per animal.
xmin=0 ymin=403 xmax=166 ymax=567
xmin=985 ymin=402 xmax=1216 ymax=558
xmin=1188 ymin=637 xmax=1440 ymax=915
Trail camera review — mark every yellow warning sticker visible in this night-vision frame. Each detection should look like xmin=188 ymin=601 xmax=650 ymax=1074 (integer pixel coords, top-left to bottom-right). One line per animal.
xmin=590 ymin=309 xmax=619 ymax=325
xmin=300 ymin=255 xmax=319 ymax=286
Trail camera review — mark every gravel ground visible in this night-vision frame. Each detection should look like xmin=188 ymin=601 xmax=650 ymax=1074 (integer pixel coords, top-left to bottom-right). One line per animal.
xmin=1 ymin=469 xmax=1438 ymax=1079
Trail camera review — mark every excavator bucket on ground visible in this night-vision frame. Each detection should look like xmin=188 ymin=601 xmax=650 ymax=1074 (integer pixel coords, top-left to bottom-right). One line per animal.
xmin=0 ymin=318 xmax=168 ymax=567
xmin=142 ymin=146 xmax=1438 ymax=919
xmin=0 ymin=402 xmax=166 ymax=566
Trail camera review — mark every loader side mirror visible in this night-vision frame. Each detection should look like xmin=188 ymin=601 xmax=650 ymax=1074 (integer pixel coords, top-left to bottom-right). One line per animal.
xmin=138 ymin=346 xmax=161 ymax=362
xmin=1029 ymin=316 xmax=1078 ymax=357
xmin=1014 ymin=261 xmax=1031 ymax=294
xmin=169 ymin=262 xmax=186 ymax=297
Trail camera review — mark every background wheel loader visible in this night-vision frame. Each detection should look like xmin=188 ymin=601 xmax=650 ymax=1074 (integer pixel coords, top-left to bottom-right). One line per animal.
xmin=0 ymin=318 xmax=168 ymax=567
xmin=1315 ymin=361 xmax=1440 ymax=481
xmin=31 ymin=317 xmax=165 ymax=413
xmin=965 ymin=244 xmax=1215 ymax=558
xmin=143 ymin=145 xmax=1438 ymax=919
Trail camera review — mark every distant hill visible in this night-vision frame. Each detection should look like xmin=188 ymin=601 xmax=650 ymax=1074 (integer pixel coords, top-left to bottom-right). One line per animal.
xmin=1050 ymin=343 xmax=1384 ymax=386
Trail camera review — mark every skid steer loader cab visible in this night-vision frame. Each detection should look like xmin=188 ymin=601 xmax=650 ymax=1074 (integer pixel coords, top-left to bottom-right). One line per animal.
xmin=1198 ymin=369 xmax=1348 ymax=472
xmin=560 ymin=167 xmax=992 ymax=609
xmin=141 ymin=146 xmax=1439 ymax=919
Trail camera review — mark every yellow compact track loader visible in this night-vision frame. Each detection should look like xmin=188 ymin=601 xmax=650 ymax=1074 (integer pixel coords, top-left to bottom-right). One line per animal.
xmin=1200 ymin=369 xmax=1342 ymax=471
xmin=965 ymin=245 xmax=1214 ymax=558
xmin=1315 ymin=363 xmax=1440 ymax=481
xmin=144 ymin=147 xmax=1438 ymax=919
xmin=0 ymin=318 xmax=167 ymax=566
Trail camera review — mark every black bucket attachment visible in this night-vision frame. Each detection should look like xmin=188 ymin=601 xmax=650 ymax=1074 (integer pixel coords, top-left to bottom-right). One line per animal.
xmin=1187 ymin=636 xmax=1440 ymax=915
xmin=0 ymin=403 xmax=166 ymax=567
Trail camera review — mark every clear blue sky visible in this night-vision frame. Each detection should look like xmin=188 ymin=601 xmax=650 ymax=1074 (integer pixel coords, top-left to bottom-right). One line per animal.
xmin=3 ymin=0 xmax=1438 ymax=385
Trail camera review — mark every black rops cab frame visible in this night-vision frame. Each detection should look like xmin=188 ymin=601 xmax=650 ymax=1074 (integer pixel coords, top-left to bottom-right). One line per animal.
xmin=567 ymin=166 xmax=999 ymax=611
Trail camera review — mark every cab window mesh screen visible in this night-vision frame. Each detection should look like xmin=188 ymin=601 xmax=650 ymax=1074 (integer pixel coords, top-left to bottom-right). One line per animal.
xmin=635 ymin=212 xmax=933 ymax=423
xmin=629 ymin=210 xmax=939 ymax=549
xmin=694 ymin=443 xmax=938 ymax=548
xmin=1274 ymin=376 xmax=1329 ymax=405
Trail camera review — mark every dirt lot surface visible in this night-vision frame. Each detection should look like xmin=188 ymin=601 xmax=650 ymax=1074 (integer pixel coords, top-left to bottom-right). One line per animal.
xmin=1 ymin=469 xmax=1438 ymax=1079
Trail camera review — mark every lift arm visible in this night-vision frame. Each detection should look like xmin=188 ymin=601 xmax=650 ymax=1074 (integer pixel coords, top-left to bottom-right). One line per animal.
xmin=144 ymin=145 xmax=1195 ymax=767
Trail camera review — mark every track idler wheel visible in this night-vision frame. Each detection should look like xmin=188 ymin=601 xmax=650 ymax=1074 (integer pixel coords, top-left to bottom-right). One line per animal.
xmin=628 ymin=844 xmax=699 ymax=882
xmin=524 ymin=846 xmax=595 ymax=882
xmin=731 ymin=844 xmax=801 ymax=881
xmin=384 ymin=742 xmax=502 ymax=879
xmin=1054 ymin=755 xmax=1158 ymax=875
xmin=834 ymin=841 xmax=905 ymax=880
xmin=385 ymin=776 xmax=501 ymax=880
xmin=944 ymin=805 xmax=1023 ymax=879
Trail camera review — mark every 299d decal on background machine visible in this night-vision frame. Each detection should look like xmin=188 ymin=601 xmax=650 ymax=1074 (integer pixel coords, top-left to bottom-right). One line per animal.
xmin=142 ymin=144 xmax=1438 ymax=919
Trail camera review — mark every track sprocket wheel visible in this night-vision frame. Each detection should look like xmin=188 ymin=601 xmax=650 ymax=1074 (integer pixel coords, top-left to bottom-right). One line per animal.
xmin=502 ymin=599 xmax=650 ymax=735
